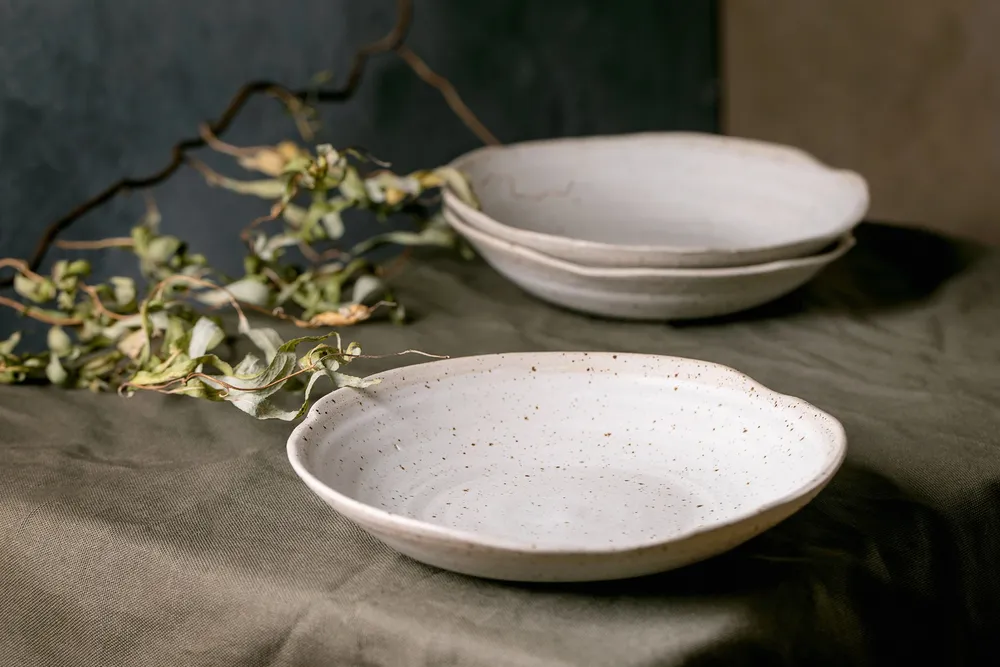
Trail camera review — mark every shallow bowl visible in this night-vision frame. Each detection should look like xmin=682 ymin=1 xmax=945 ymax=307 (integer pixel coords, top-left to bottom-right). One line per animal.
xmin=287 ymin=352 xmax=847 ymax=582
xmin=443 ymin=208 xmax=854 ymax=321
xmin=445 ymin=132 xmax=868 ymax=269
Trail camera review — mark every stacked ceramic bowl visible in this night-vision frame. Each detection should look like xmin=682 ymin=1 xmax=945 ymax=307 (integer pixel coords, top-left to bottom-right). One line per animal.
xmin=442 ymin=132 xmax=869 ymax=320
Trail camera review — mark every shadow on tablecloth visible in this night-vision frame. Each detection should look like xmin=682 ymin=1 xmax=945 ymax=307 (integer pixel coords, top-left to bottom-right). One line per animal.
xmin=513 ymin=462 xmax=998 ymax=666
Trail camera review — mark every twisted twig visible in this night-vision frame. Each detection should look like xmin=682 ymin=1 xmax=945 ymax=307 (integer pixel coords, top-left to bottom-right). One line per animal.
xmin=4 ymin=0 xmax=493 ymax=288
xmin=395 ymin=45 xmax=500 ymax=146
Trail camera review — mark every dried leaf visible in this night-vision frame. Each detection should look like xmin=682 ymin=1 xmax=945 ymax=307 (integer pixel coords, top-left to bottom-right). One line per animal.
xmin=188 ymin=317 xmax=225 ymax=358
xmin=282 ymin=203 xmax=307 ymax=227
xmin=79 ymin=351 xmax=122 ymax=381
xmin=315 ymin=143 xmax=340 ymax=164
xmin=0 ymin=332 xmax=21 ymax=355
xmin=201 ymin=168 xmax=291 ymax=199
xmin=414 ymin=168 xmax=470 ymax=204
xmin=351 ymin=275 xmax=385 ymax=305
xmin=235 ymin=142 xmax=309 ymax=177
xmin=202 ymin=333 xmax=377 ymax=420
xmin=103 ymin=311 xmax=169 ymax=342
xmin=274 ymin=272 xmax=312 ymax=307
xmin=427 ymin=166 xmax=479 ymax=208
xmin=197 ymin=278 xmax=270 ymax=308
xmin=78 ymin=318 xmax=105 ymax=343
xmin=299 ymin=199 xmax=330 ymax=241
xmin=206 ymin=336 xmax=314 ymax=419
xmin=110 ymin=277 xmax=137 ymax=308
xmin=317 ymin=275 xmax=342 ymax=309
xmin=47 ymin=326 xmax=72 ymax=357
xmin=129 ymin=357 xmax=199 ymax=387
xmin=13 ymin=274 xmax=56 ymax=304
xmin=307 ymin=303 xmax=375 ymax=328
xmin=116 ymin=329 xmax=148 ymax=360
xmin=57 ymin=290 xmax=77 ymax=311
xmin=252 ymin=233 xmax=299 ymax=262
xmin=52 ymin=259 xmax=91 ymax=290
xmin=46 ymin=354 xmax=68 ymax=386
xmin=330 ymin=372 xmax=377 ymax=389
xmin=338 ymin=167 xmax=367 ymax=203
xmin=242 ymin=325 xmax=284 ymax=362
xmin=350 ymin=215 xmax=455 ymax=255
xmin=321 ymin=209 xmax=344 ymax=239
xmin=145 ymin=236 xmax=183 ymax=264
xmin=0 ymin=139 xmax=473 ymax=422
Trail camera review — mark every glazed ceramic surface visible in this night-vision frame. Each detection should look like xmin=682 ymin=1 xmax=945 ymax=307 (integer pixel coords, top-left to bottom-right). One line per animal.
xmin=445 ymin=132 xmax=868 ymax=269
xmin=443 ymin=209 xmax=854 ymax=321
xmin=287 ymin=352 xmax=847 ymax=582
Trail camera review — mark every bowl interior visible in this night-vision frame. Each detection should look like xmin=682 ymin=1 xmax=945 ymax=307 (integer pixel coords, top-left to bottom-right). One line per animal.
xmin=294 ymin=353 xmax=844 ymax=552
xmin=453 ymin=133 xmax=867 ymax=251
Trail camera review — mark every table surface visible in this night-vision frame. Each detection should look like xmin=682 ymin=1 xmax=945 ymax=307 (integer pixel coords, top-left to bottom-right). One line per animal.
xmin=2 ymin=224 xmax=999 ymax=666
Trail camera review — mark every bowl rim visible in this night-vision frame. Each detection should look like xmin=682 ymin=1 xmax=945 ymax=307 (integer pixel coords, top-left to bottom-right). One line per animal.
xmin=444 ymin=131 xmax=870 ymax=258
xmin=286 ymin=351 xmax=848 ymax=556
xmin=444 ymin=207 xmax=857 ymax=278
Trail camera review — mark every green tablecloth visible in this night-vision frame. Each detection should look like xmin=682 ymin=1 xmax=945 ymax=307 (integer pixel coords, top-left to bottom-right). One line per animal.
xmin=2 ymin=224 xmax=998 ymax=666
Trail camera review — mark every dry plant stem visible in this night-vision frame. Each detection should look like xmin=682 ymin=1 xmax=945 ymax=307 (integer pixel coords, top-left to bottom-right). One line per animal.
xmin=319 ymin=248 xmax=347 ymax=261
xmin=241 ymin=201 xmax=294 ymax=242
xmin=187 ymin=156 xmax=299 ymax=244
xmin=297 ymin=241 xmax=323 ymax=264
xmin=395 ymin=45 xmax=501 ymax=146
xmin=198 ymin=126 xmax=265 ymax=157
xmin=356 ymin=349 xmax=447 ymax=360
xmin=261 ymin=268 xmax=286 ymax=288
xmin=0 ymin=0 xmax=415 ymax=288
xmin=151 ymin=274 xmax=250 ymax=330
xmin=240 ymin=302 xmax=294 ymax=322
xmin=0 ymin=295 xmax=82 ymax=326
xmin=267 ymin=88 xmax=316 ymax=140
xmin=79 ymin=284 xmax=130 ymax=321
xmin=0 ymin=257 xmax=127 ymax=324
xmin=125 ymin=365 xmax=315 ymax=396
xmin=125 ymin=347 xmax=446 ymax=396
xmin=185 ymin=155 xmax=259 ymax=188
xmin=55 ymin=238 xmax=134 ymax=250
xmin=0 ymin=258 xmax=46 ymax=283
xmin=0 ymin=257 xmax=86 ymax=324
xmin=240 ymin=302 xmax=333 ymax=329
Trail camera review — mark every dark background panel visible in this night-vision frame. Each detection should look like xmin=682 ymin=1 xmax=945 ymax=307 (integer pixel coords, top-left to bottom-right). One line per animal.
xmin=0 ymin=0 xmax=719 ymax=334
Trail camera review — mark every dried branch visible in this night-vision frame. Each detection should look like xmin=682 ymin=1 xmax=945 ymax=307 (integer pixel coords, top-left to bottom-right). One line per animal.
xmin=54 ymin=238 xmax=135 ymax=250
xmin=2 ymin=0 xmax=499 ymax=290
xmin=123 ymin=366 xmax=315 ymax=397
xmin=79 ymin=284 xmax=131 ymax=321
xmin=0 ymin=142 xmax=475 ymax=413
xmin=2 ymin=0 xmax=502 ymax=289
xmin=1 ymin=0 xmax=417 ymax=287
xmin=122 ymin=344 xmax=446 ymax=396
xmin=0 ymin=258 xmax=46 ymax=283
xmin=395 ymin=45 xmax=501 ymax=146
xmin=150 ymin=273 xmax=251 ymax=331
xmin=0 ymin=295 xmax=83 ymax=326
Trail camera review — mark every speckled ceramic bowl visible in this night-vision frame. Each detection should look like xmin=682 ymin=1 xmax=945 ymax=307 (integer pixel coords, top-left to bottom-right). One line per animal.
xmin=444 ymin=132 xmax=869 ymax=269
xmin=287 ymin=352 xmax=847 ymax=582
xmin=444 ymin=208 xmax=855 ymax=321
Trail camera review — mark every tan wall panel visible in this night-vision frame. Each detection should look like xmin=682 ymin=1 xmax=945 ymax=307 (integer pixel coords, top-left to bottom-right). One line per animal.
xmin=722 ymin=0 xmax=1000 ymax=244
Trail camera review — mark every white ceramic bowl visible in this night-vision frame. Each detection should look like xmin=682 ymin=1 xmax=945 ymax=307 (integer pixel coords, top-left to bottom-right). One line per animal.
xmin=444 ymin=209 xmax=854 ymax=321
xmin=444 ymin=132 xmax=868 ymax=269
xmin=287 ymin=352 xmax=847 ymax=582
